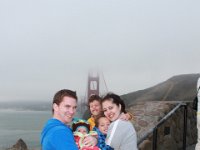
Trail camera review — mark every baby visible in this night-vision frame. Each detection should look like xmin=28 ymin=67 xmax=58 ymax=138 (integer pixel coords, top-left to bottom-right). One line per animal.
xmin=72 ymin=119 xmax=100 ymax=150
xmin=93 ymin=114 xmax=114 ymax=150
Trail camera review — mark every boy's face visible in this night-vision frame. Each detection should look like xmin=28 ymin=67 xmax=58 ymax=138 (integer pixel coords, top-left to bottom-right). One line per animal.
xmin=77 ymin=127 xmax=88 ymax=135
xmin=89 ymin=100 xmax=102 ymax=116
xmin=98 ymin=117 xmax=110 ymax=134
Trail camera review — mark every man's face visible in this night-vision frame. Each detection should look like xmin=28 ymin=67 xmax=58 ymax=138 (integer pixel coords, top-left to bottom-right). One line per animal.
xmin=89 ymin=100 xmax=102 ymax=116
xmin=53 ymin=96 xmax=77 ymax=124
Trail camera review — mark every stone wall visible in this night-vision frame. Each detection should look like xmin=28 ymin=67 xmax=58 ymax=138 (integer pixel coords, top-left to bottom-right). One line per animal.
xmin=128 ymin=101 xmax=197 ymax=150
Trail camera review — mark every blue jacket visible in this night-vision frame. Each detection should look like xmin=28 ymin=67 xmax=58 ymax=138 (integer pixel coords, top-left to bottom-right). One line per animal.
xmin=93 ymin=127 xmax=113 ymax=150
xmin=41 ymin=118 xmax=78 ymax=150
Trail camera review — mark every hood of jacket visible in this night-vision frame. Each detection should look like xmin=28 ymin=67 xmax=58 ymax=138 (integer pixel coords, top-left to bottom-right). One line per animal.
xmin=41 ymin=118 xmax=67 ymax=144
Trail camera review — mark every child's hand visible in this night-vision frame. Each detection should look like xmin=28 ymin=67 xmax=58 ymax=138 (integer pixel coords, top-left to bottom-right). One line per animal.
xmin=119 ymin=112 xmax=129 ymax=121
xmin=119 ymin=112 xmax=134 ymax=121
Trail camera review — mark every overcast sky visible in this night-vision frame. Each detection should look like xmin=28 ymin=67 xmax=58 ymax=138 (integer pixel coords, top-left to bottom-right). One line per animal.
xmin=0 ymin=0 xmax=199 ymax=102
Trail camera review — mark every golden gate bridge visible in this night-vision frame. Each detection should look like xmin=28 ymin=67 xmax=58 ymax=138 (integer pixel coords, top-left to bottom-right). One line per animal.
xmin=78 ymin=71 xmax=108 ymax=114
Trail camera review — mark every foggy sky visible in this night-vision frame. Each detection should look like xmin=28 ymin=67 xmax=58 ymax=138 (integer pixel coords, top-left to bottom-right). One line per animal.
xmin=0 ymin=0 xmax=199 ymax=102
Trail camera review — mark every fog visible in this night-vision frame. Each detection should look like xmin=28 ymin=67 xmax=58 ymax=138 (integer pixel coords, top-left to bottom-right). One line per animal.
xmin=0 ymin=0 xmax=199 ymax=101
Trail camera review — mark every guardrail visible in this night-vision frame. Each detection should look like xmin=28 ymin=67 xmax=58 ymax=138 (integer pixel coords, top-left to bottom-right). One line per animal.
xmin=137 ymin=102 xmax=187 ymax=150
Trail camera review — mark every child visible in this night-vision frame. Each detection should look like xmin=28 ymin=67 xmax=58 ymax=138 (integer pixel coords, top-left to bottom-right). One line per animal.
xmin=93 ymin=114 xmax=114 ymax=150
xmin=87 ymin=95 xmax=102 ymax=130
xmin=72 ymin=119 xmax=100 ymax=150
xmin=87 ymin=94 xmax=134 ymax=130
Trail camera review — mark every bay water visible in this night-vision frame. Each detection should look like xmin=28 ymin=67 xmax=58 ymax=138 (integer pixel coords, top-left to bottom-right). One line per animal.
xmin=0 ymin=109 xmax=82 ymax=150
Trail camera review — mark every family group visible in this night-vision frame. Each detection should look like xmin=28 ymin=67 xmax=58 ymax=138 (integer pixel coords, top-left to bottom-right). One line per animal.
xmin=41 ymin=89 xmax=138 ymax=150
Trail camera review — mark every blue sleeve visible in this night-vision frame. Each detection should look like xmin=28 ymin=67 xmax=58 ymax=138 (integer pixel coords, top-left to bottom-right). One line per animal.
xmin=98 ymin=136 xmax=114 ymax=150
xmin=93 ymin=127 xmax=113 ymax=150
xmin=52 ymin=128 xmax=78 ymax=150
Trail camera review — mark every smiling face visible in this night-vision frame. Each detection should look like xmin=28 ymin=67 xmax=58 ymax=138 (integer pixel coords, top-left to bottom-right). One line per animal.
xmin=102 ymin=100 xmax=121 ymax=122
xmin=89 ymin=100 xmax=102 ymax=117
xmin=53 ymin=96 xmax=77 ymax=124
xmin=97 ymin=117 xmax=110 ymax=134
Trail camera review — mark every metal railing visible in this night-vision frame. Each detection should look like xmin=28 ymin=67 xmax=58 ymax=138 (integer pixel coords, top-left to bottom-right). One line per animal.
xmin=137 ymin=102 xmax=187 ymax=150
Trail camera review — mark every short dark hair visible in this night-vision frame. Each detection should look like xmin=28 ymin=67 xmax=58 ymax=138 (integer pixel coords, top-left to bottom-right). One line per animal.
xmin=102 ymin=93 xmax=126 ymax=113
xmin=88 ymin=94 xmax=102 ymax=105
xmin=94 ymin=112 xmax=106 ymax=127
xmin=52 ymin=89 xmax=77 ymax=113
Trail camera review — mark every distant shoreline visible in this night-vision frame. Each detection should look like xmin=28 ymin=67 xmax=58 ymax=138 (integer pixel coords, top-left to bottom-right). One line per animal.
xmin=0 ymin=101 xmax=51 ymax=111
xmin=0 ymin=108 xmax=51 ymax=113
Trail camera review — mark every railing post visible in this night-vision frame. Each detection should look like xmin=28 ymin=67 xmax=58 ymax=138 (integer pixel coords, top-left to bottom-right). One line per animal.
xmin=183 ymin=104 xmax=187 ymax=150
xmin=153 ymin=127 xmax=158 ymax=150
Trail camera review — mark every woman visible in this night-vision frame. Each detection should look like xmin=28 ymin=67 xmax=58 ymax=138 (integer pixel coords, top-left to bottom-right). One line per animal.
xmin=87 ymin=94 xmax=134 ymax=130
xmin=101 ymin=93 xmax=138 ymax=150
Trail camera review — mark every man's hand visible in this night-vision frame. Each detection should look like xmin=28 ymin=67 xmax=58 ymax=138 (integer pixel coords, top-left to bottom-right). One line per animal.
xmin=82 ymin=135 xmax=97 ymax=147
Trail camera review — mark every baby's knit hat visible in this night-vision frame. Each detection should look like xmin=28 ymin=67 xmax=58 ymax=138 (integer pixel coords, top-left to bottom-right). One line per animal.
xmin=72 ymin=119 xmax=90 ymax=133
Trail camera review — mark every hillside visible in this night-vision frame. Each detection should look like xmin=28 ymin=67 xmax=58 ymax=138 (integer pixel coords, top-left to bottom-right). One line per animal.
xmin=121 ymin=73 xmax=200 ymax=107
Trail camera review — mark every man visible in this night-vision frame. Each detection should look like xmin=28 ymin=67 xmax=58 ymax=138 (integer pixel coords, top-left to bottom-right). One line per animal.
xmin=196 ymin=77 xmax=200 ymax=150
xmin=41 ymin=89 xmax=96 ymax=150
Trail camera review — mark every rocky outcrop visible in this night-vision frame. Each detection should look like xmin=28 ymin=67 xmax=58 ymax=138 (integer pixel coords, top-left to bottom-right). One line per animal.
xmin=6 ymin=139 xmax=28 ymax=150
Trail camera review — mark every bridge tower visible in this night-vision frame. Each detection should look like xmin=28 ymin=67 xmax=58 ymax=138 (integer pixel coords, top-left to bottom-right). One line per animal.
xmin=79 ymin=71 xmax=108 ymax=116
xmin=87 ymin=72 xmax=100 ymax=99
